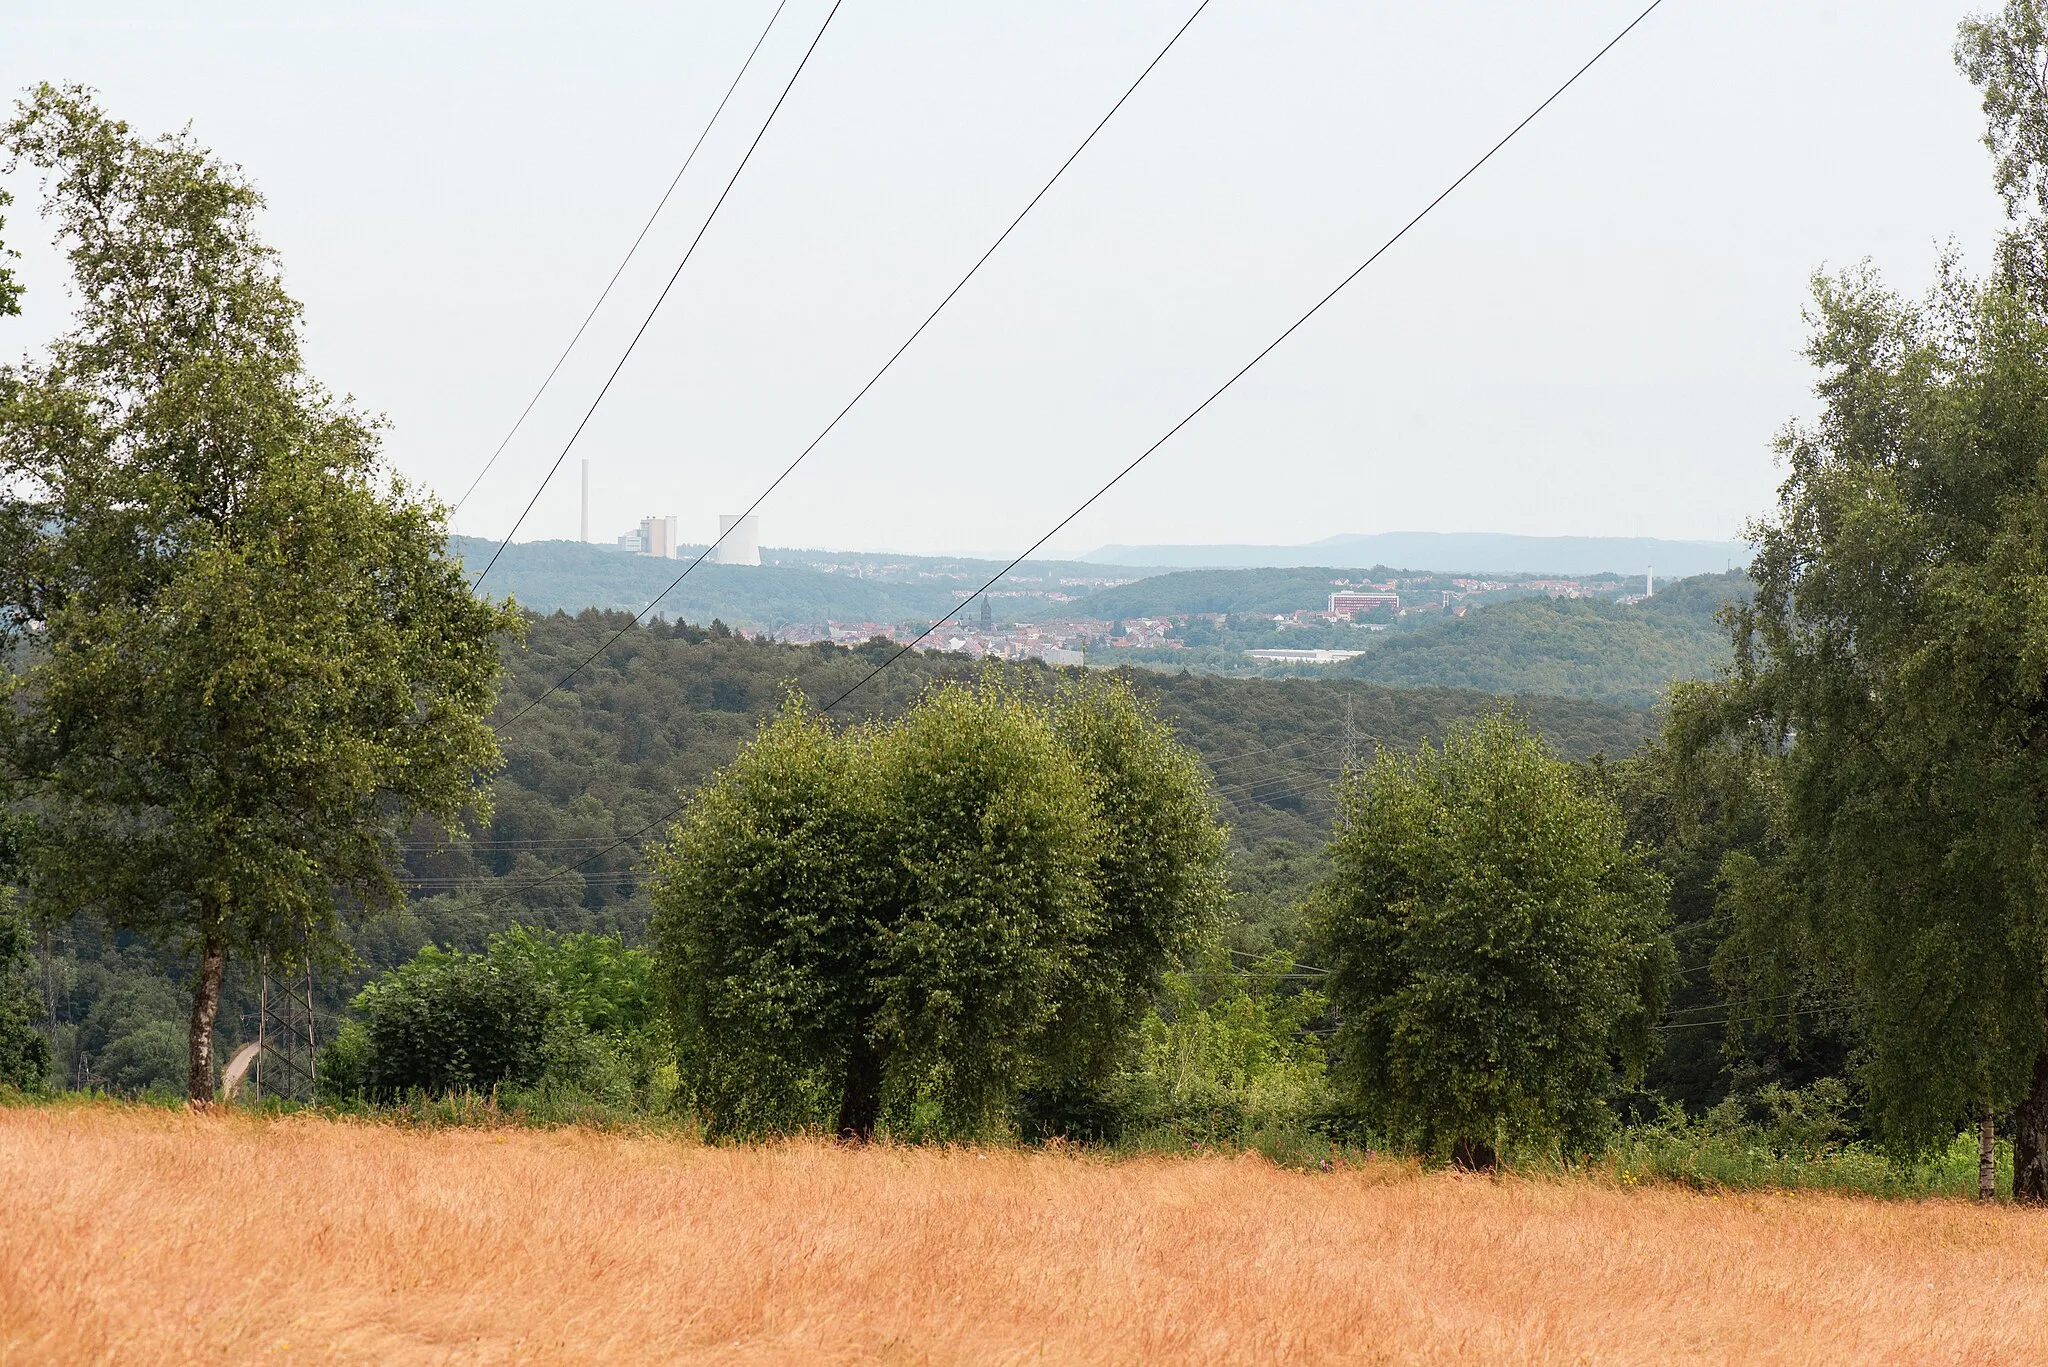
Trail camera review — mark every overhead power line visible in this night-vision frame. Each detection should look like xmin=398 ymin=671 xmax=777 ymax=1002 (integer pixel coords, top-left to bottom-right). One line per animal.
xmin=817 ymin=0 xmax=1670 ymax=716
xmin=469 ymin=0 xmax=849 ymax=592
xmin=489 ymin=0 xmax=1219 ymax=734
xmin=463 ymin=0 xmax=1672 ymax=907
xmin=452 ymin=0 xmax=794 ymax=519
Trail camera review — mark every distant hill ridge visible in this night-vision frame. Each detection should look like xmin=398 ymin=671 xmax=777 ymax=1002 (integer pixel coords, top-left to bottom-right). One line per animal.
xmin=1082 ymin=532 xmax=1750 ymax=577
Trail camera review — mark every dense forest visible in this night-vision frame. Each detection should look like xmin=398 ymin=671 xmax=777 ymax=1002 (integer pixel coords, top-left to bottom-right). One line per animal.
xmin=1337 ymin=572 xmax=1750 ymax=707
xmin=31 ymin=612 xmax=1654 ymax=1095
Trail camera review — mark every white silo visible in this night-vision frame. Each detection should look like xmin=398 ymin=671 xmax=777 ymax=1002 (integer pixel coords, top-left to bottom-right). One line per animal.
xmin=714 ymin=514 xmax=760 ymax=566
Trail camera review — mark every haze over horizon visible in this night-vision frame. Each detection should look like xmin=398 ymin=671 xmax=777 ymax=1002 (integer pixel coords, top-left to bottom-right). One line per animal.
xmin=0 ymin=1 xmax=2009 ymax=558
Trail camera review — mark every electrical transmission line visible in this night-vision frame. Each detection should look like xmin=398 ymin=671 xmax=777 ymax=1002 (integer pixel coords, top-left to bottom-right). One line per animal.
xmin=469 ymin=0 xmax=848 ymax=592
xmin=452 ymin=0 xmax=794 ymax=518
xmin=490 ymin=0 xmax=1219 ymax=735
xmin=456 ymin=0 xmax=1674 ymax=909
xmin=816 ymin=0 xmax=1669 ymax=717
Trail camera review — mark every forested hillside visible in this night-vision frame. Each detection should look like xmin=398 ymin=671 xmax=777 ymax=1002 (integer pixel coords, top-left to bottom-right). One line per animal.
xmin=34 ymin=613 xmax=1652 ymax=1093
xmin=422 ymin=612 xmax=1653 ymax=918
xmin=1338 ymin=572 xmax=1748 ymax=706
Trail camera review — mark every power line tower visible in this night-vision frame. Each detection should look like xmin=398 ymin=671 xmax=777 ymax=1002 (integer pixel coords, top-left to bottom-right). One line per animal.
xmin=252 ymin=958 xmax=319 ymax=1103
xmin=1342 ymin=692 xmax=1361 ymax=772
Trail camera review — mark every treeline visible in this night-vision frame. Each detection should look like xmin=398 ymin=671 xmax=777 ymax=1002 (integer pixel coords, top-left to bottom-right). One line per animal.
xmin=317 ymin=693 xmax=1671 ymax=1163
xmin=20 ymin=611 xmax=1652 ymax=1097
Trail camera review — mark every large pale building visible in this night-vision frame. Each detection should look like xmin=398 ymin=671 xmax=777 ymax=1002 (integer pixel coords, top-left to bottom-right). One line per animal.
xmin=617 ymin=515 xmax=678 ymax=558
xmin=714 ymin=514 xmax=760 ymax=566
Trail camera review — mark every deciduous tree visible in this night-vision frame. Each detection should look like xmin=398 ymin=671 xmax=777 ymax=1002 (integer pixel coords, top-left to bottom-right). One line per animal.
xmin=650 ymin=677 xmax=1227 ymax=1140
xmin=1681 ymin=260 xmax=2048 ymax=1196
xmin=0 ymin=85 xmax=515 ymax=1103
xmin=1312 ymin=711 xmax=1673 ymax=1165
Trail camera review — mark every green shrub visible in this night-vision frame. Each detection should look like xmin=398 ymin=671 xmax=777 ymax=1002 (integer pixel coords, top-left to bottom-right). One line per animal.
xmin=1110 ymin=947 xmax=1331 ymax=1142
xmin=316 ymin=1020 xmax=373 ymax=1103
xmin=333 ymin=926 xmax=662 ymax=1103
xmin=350 ymin=945 xmax=551 ymax=1098
xmin=1608 ymin=1087 xmax=2010 ymax=1199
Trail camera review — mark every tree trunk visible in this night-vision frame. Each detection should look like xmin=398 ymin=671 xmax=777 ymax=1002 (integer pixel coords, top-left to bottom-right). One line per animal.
xmin=1979 ymin=1104 xmax=1997 ymax=1203
xmin=836 ymin=1032 xmax=885 ymax=1143
xmin=2016 ymin=1041 xmax=2048 ymax=1206
xmin=187 ymin=936 xmax=225 ymax=1106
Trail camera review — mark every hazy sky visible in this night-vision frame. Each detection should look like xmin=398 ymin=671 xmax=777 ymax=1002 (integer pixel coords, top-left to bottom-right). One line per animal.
xmin=0 ymin=1 xmax=2014 ymax=557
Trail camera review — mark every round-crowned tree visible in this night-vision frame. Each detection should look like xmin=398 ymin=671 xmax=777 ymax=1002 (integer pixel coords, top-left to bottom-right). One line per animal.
xmin=1312 ymin=711 xmax=1673 ymax=1165
xmin=651 ymin=683 xmax=1099 ymax=1139
xmin=1037 ymin=676 xmax=1227 ymax=1087
xmin=650 ymin=675 xmax=1227 ymax=1141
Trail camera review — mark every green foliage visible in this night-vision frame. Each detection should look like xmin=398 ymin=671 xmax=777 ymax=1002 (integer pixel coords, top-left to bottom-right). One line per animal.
xmin=1677 ymin=259 xmax=2048 ymax=1162
xmin=0 ymin=86 xmax=517 ymax=1098
xmin=1957 ymin=1 xmax=2048 ymax=296
xmin=1313 ymin=712 xmax=1675 ymax=1163
xmin=1041 ymin=677 xmax=1229 ymax=1081
xmin=1609 ymin=1091 xmax=2009 ymax=1200
xmin=1337 ymin=576 xmax=1749 ymax=707
xmin=349 ymin=945 xmax=552 ymax=1099
xmin=1116 ymin=947 xmax=1331 ymax=1140
xmin=491 ymin=924 xmax=657 ymax=1040
xmin=0 ymin=892 xmax=50 ymax=1090
xmin=23 ymin=611 xmax=1651 ymax=1106
xmin=74 ymin=976 xmax=188 ymax=1094
xmin=316 ymin=1021 xmax=373 ymax=1103
xmin=405 ymin=613 xmax=1652 ymax=933
xmin=651 ymin=676 xmax=1227 ymax=1140
xmin=1602 ymin=712 xmax=1857 ymax=1117
xmin=0 ymin=185 xmax=21 ymax=318
xmin=333 ymin=927 xmax=657 ymax=1103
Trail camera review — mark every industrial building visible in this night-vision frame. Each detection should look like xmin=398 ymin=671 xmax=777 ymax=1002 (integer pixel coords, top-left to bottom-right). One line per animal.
xmin=616 ymin=515 xmax=678 ymax=558
xmin=714 ymin=514 xmax=760 ymax=566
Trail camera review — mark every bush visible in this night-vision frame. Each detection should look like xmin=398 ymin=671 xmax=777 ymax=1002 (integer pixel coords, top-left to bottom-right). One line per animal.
xmin=352 ymin=946 xmax=552 ymax=1098
xmin=329 ymin=926 xmax=662 ymax=1104
xmin=316 ymin=1020 xmax=373 ymax=1103
xmin=1608 ymin=1084 xmax=2007 ymax=1199
xmin=1114 ymin=947 xmax=1331 ymax=1141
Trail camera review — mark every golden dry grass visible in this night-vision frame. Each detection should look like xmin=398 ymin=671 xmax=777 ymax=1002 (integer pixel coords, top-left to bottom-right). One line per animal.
xmin=5 ymin=1105 xmax=2047 ymax=1365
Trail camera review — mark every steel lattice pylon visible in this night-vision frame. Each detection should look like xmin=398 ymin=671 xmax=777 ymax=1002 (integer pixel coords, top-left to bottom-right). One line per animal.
xmin=252 ymin=961 xmax=319 ymax=1103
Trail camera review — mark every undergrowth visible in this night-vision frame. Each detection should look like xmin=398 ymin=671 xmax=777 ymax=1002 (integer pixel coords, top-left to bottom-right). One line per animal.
xmin=6 ymin=1085 xmax=2022 ymax=1202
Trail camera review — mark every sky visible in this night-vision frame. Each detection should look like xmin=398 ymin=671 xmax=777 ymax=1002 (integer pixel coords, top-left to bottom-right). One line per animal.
xmin=0 ymin=0 xmax=2015 ymax=558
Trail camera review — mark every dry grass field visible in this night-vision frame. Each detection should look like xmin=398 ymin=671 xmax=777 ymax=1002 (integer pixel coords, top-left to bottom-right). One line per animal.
xmin=4 ymin=1105 xmax=2047 ymax=1365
